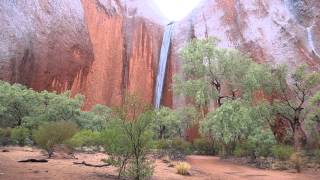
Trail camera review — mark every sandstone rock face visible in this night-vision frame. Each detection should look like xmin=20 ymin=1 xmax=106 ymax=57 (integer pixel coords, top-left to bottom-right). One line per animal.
xmin=170 ymin=0 xmax=320 ymax=108
xmin=0 ymin=0 xmax=167 ymax=109
xmin=80 ymin=0 xmax=164 ymax=108
xmin=0 ymin=0 xmax=94 ymax=92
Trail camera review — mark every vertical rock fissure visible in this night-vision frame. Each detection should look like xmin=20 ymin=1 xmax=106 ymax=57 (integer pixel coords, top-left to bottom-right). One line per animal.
xmin=154 ymin=23 xmax=174 ymax=109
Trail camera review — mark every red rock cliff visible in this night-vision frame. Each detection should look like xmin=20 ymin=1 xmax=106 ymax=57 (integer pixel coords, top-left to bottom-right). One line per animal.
xmin=80 ymin=0 xmax=164 ymax=108
xmin=0 ymin=0 xmax=94 ymax=93
xmin=0 ymin=0 xmax=167 ymax=109
xmin=170 ymin=0 xmax=320 ymax=108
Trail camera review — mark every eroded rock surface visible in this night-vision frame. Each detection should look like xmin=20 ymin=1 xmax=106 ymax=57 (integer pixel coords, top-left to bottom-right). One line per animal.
xmin=170 ymin=0 xmax=320 ymax=107
xmin=0 ymin=0 xmax=167 ymax=109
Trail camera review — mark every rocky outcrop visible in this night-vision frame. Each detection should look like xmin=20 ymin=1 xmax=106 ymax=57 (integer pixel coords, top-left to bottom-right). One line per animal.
xmin=80 ymin=0 xmax=164 ymax=108
xmin=170 ymin=0 xmax=320 ymax=108
xmin=0 ymin=0 xmax=167 ymax=109
xmin=0 ymin=0 xmax=94 ymax=92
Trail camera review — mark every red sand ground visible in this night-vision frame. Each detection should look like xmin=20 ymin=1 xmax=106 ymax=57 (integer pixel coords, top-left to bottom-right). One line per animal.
xmin=0 ymin=147 xmax=319 ymax=180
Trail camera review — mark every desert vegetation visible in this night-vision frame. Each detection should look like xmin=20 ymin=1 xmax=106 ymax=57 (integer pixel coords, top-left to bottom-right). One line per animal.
xmin=1 ymin=37 xmax=320 ymax=179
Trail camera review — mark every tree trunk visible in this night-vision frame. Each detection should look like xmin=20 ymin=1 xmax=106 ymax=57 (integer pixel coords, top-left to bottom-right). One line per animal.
xmin=293 ymin=123 xmax=307 ymax=151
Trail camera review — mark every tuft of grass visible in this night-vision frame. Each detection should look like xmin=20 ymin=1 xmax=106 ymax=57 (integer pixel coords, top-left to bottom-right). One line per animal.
xmin=176 ymin=162 xmax=191 ymax=175
xmin=290 ymin=152 xmax=303 ymax=173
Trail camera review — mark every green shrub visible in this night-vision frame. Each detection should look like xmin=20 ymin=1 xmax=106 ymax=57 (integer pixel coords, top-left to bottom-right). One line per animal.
xmin=10 ymin=127 xmax=30 ymax=146
xmin=0 ymin=128 xmax=11 ymax=146
xmin=155 ymin=139 xmax=171 ymax=150
xmin=169 ymin=138 xmax=192 ymax=159
xmin=33 ymin=121 xmax=79 ymax=157
xmin=233 ymin=144 xmax=248 ymax=157
xmin=67 ymin=130 xmax=101 ymax=149
xmin=290 ymin=152 xmax=303 ymax=173
xmin=192 ymin=138 xmax=215 ymax=155
xmin=271 ymin=145 xmax=294 ymax=161
xmin=101 ymin=96 xmax=155 ymax=180
xmin=232 ymin=129 xmax=277 ymax=158
xmin=313 ymin=149 xmax=320 ymax=164
xmin=155 ymin=138 xmax=192 ymax=159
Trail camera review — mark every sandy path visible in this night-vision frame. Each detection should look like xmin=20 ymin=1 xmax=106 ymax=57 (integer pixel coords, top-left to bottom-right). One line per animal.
xmin=187 ymin=155 xmax=320 ymax=180
xmin=0 ymin=147 xmax=204 ymax=180
xmin=1 ymin=147 xmax=319 ymax=180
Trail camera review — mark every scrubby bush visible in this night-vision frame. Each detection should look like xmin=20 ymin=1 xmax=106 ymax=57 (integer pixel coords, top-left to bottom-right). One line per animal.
xmin=101 ymin=95 xmax=155 ymax=180
xmin=312 ymin=149 xmax=320 ymax=164
xmin=155 ymin=138 xmax=192 ymax=160
xmin=0 ymin=128 xmax=11 ymax=146
xmin=192 ymin=138 xmax=215 ymax=155
xmin=290 ymin=152 xmax=303 ymax=173
xmin=33 ymin=121 xmax=79 ymax=157
xmin=232 ymin=129 xmax=277 ymax=158
xmin=272 ymin=145 xmax=294 ymax=161
xmin=171 ymin=138 xmax=192 ymax=154
xmin=67 ymin=130 xmax=101 ymax=150
xmin=10 ymin=127 xmax=30 ymax=146
xmin=233 ymin=144 xmax=249 ymax=157
xmin=176 ymin=162 xmax=191 ymax=175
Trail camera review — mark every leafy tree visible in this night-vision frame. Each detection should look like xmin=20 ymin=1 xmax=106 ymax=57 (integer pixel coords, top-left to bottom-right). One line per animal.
xmin=200 ymin=100 xmax=261 ymax=156
xmin=77 ymin=104 xmax=113 ymax=131
xmin=0 ymin=81 xmax=38 ymax=127
xmin=271 ymin=65 xmax=320 ymax=150
xmin=33 ymin=121 xmax=79 ymax=157
xmin=24 ymin=91 xmax=84 ymax=129
xmin=152 ymin=107 xmax=197 ymax=139
xmin=174 ymin=38 xmax=254 ymax=113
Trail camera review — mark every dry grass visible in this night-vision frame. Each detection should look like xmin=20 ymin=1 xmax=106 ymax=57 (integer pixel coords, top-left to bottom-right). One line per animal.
xmin=176 ymin=162 xmax=191 ymax=175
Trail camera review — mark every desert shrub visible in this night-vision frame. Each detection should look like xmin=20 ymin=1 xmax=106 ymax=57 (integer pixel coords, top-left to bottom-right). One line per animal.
xmin=233 ymin=144 xmax=249 ymax=157
xmin=10 ymin=127 xmax=30 ymax=146
xmin=168 ymin=138 xmax=192 ymax=160
xmin=67 ymin=130 xmax=101 ymax=150
xmin=271 ymin=145 xmax=294 ymax=161
xmin=192 ymin=138 xmax=216 ymax=155
xmin=176 ymin=162 xmax=191 ymax=175
xmin=0 ymin=128 xmax=11 ymax=146
xmin=313 ymin=149 xmax=320 ymax=164
xmin=101 ymin=95 xmax=155 ymax=180
xmin=290 ymin=152 xmax=303 ymax=173
xmin=33 ymin=121 xmax=79 ymax=157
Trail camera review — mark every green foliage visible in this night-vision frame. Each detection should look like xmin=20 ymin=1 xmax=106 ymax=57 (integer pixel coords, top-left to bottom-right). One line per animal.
xmin=271 ymin=145 xmax=294 ymax=161
xmin=155 ymin=138 xmax=192 ymax=159
xmin=24 ymin=91 xmax=84 ymax=129
xmin=233 ymin=128 xmax=277 ymax=158
xmin=67 ymin=130 xmax=101 ymax=149
xmin=33 ymin=121 xmax=79 ymax=157
xmin=201 ymin=100 xmax=261 ymax=156
xmin=0 ymin=81 xmax=38 ymax=127
xmin=174 ymin=38 xmax=260 ymax=108
xmin=0 ymin=128 xmax=11 ymax=146
xmin=152 ymin=107 xmax=198 ymax=139
xmin=192 ymin=138 xmax=216 ymax=155
xmin=270 ymin=65 xmax=320 ymax=149
xmin=313 ymin=149 xmax=320 ymax=164
xmin=247 ymin=128 xmax=277 ymax=157
xmin=101 ymin=95 xmax=154 ymax=179
xmin=153 ymin=107 xmax=181 ymax=139
xmin=77 ymin=104 xmax=113 ymax=131
xmin=0 ymin=80 xmax=87 ymax=130
xmin=10 ymin=127 xmax=30 ymax=146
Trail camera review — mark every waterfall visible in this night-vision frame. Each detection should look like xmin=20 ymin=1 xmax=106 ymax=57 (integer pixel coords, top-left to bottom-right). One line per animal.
xmin=154 ymin=23 xmax=175 ymax=109
xmin=307 ymin=26 xmax=320 ymax=58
